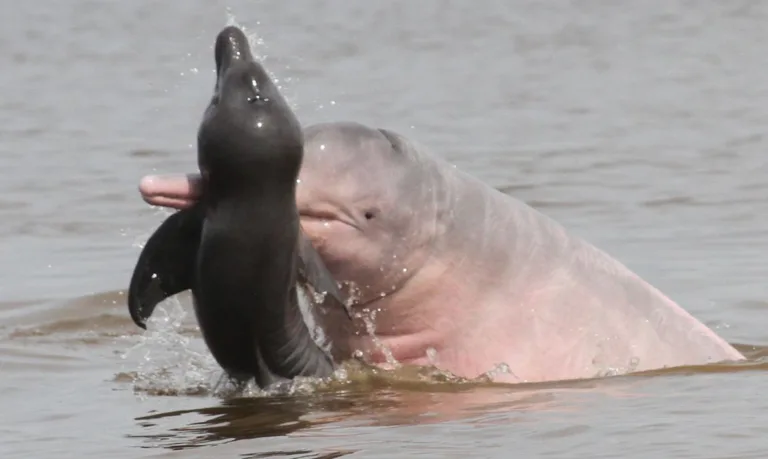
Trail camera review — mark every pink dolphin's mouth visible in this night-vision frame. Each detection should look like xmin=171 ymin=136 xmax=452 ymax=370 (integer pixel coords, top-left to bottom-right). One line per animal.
xmin=299 ymin=207 xmax=361 ymax=231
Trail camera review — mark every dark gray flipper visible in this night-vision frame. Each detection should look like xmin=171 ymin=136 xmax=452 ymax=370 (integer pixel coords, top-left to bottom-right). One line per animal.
xmin=128 ymin=206 xmax=350 ymax=328
xmin=297 ymin=232 xmax=352 ymax=318
xmin=127 ymin=204 xmax=204 ymax=329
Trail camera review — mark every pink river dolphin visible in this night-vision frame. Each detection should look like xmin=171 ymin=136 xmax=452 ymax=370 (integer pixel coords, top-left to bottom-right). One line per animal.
xmin=138 ymin=121 xmax=744 ymax=384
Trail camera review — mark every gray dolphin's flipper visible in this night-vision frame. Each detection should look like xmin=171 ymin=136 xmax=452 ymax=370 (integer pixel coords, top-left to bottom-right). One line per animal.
xmin=128 ymin=204 xmax=205 ymax=329
xmin=297 ymin=232 xmax=353 ymax=319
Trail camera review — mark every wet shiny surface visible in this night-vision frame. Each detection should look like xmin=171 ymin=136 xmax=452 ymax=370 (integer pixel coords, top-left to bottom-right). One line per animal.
xmin=2 ymin=1 xmax=768 ymax=457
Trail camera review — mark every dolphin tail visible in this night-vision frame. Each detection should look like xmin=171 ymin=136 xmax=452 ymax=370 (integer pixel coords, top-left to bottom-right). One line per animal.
xmin=128 ymin=204 xmax=205 ymax=329
xmin=297 ymin=232 xmax=353 ymax=319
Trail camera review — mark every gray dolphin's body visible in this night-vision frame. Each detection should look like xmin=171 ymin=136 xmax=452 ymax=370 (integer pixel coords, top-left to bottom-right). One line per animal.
xmin=128 ymin=26 xmax=348 ymax=388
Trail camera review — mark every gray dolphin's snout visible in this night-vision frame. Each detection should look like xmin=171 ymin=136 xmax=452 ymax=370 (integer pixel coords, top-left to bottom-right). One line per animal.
xmin=211 ymin=26 xmax=268 ymax=108
xmin=214 ymin=25 xmax=254 ymax=76
xmin=201 ymin=26 xmax=301 ymax=177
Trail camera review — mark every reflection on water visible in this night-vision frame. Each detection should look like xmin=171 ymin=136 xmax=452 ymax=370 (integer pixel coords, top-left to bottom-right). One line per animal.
xmin=127 ymin=356 xmax=768 ymax=452
xmin=130 ymin=379 xmax=583 ymax=451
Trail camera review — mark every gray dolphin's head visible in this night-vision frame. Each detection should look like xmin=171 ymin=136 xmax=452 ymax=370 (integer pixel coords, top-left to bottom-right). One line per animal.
xmin=296 ymin=122 xmax=448 ymax=305
xmin=198 ymin=26 xmax=303 ymax=194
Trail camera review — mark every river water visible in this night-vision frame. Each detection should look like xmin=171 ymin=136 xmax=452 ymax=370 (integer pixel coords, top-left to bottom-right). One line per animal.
xmin=2 ymin=1 xmax=768 ymax=457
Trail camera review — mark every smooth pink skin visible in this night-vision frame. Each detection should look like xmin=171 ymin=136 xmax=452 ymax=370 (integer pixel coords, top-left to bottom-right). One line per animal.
xmin=139 ymin=122 xmax=745 ymax=384
xmin=139 ymin=174 xmax=201 ymax=209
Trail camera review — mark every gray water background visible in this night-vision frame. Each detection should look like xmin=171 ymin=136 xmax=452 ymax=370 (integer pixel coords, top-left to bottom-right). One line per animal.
xmin=1 ymin=1 xmax=768 ymax=457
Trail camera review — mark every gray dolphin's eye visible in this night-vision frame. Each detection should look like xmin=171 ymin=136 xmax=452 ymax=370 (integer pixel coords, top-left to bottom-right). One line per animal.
xmin=364 ymin=210 xmax=376 ymax=220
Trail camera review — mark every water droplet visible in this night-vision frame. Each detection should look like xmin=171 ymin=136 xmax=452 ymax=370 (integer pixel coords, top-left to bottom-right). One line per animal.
xmin=402 ymin=268 xmax=408 ymax=273
xmin=320 ymin=144 xmax=326 ymax=150
xmin=151 ymin=273 xmax=158 ymax=279
xmin=190 ymin=67 xmax=199 ymax=74
xmin=330 ymin=100 xmax=336 ymax=105
xmin=296 ymin=179 xmax=301 ymax=184
xmin=257 ymin=122 xmax=263 ymax=128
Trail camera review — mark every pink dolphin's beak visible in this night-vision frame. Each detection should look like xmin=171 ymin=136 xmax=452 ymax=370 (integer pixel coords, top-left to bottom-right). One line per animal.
xmin=138 ymin=174 xmax=203 ymax=209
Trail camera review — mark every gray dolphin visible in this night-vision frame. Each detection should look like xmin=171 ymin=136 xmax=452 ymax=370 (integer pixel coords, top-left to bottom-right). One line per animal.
xmin=128 ymin=26 xmax=349 ymax=389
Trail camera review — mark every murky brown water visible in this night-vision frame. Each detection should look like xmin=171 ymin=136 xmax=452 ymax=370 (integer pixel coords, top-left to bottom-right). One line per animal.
xmin=3 ymin=1 xmax=768 ymax=457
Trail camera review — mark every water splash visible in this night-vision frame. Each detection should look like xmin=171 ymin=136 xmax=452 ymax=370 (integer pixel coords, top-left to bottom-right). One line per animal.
xmin=120 ymin=297 xmax=219 ymax=397
xmin=119 ymin=248 xmax=489 ymax=396
xmin=481 ymin=362 xmax=516 ymax=382
xmin=593 ymin=356 xmax=641 ymax=378
xmin=358 ymin=307 xmax=400 ymax=368
xmin=341 ymin=281 xmax=363 ymax=311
